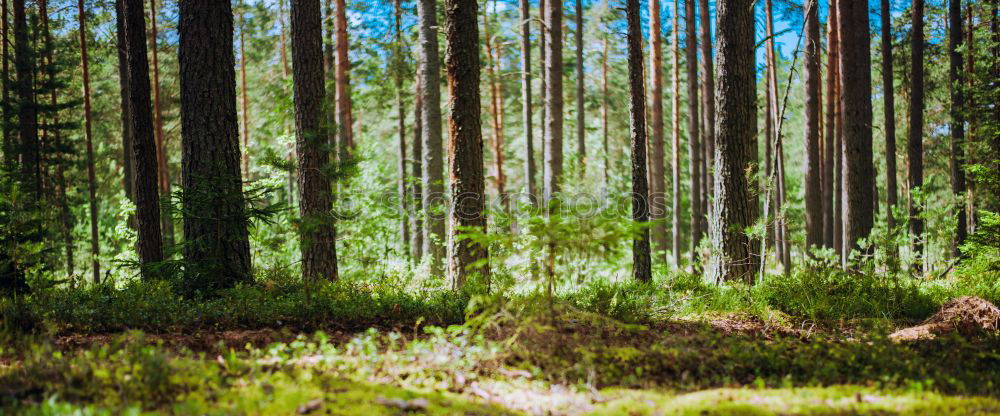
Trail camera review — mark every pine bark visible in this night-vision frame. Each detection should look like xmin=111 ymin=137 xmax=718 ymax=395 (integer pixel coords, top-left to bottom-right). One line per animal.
xmin=116 ymin=0 xmax=135 ymax=203
xmin=290 ymin=0 xmax=338 ymax=282
xmin=626 ymin=0 xmax=652 ymax=282
xmin=574 ymin=0 xmax=585 ymax=176
xmin=601 ymin=37 xmax=610 ymax=189
xmin=881 ymin=0 xmax=898 ymax=259
xmin=709 ymin=0 xmax=757 ymax=284
xmin=122 ymin=0 xmax=164 ymax=274
xmin=908 ymin=0 xmax=925 ymax=273
xmin=803 ymin=0 xmax=822 ymax=250
xmin=484 ymin=1 xmax=509 ymax=219
xmin=149 ymin=0 xmax=174 ymax=249
xmin=335 ymin=0 xmax=353 ymax=160
xmin=1 ymin=0 xmax=10 ymax=167
xmin=444 ymin=0 xmax=489 ymax=289
xmin=412 ymin=72 xmax=424 ymax=258
xmin=543 ymin=0 xmax=563 ymax=205
xmin=699 ymin=0 xmax=715 ymax=220
xmin=671 ymin=0 xmax=681 ymax=265
xmin=394 ymin=0 xmax=410 ymax=255
xmin=13 ymin=0 xmax=38 ymax=197
xmin=520 ymin=0 xmax=536 ymax=205
xmin=418 ymin=0 xmax=445 ymax=273
xmin=822 ymin=1 xmax=837 ymax=250
xmin=76 ymin=0 xmax=101 ymax=283
xmin=649 ymin=0 xmax=667 ymax=262
xmin=948 ymin=0 xmax=967 ymax=256
xmin=838 ymin=0 xmax=874 ymax=256
xmin=240 ymin=12 xmax=251 ymax=180
xmin=686 ymin=0 xmax=702 ymax=257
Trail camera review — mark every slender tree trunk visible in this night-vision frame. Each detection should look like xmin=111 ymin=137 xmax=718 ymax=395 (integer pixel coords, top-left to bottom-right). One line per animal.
xmin=290 ymin=0 xmax=338 ymax=282
xmin=394 ymin=0 xmax=410 ymax=256
xmin=323 ymin=0 xmax=333 ymax=72
xmin=823 ymin=1 xmax=837 ymax=250
xmin=178 ymin=0 xmax=253 ymax=290
xmin=520 ymin=0 xmax=536 ymax=206
xmin=649 ymin=0 xmax=667 ymax=262
xmin=764 ymin=0 xmax=784 ymax=269
xmin=412 ymin=71 xmax=424 ymax=259
xmin=240 ymin=11 xmax=251 ymax=180
xmin=483 ymin=1 xmax=509 ymax=220
xmin=116 ymin=0 xmax=135 ymax=205
xmin=948 ymin=0 xmax=967 ymax=256
xmin=964 ymin=0 xmax=975 ymax=232
xmin=1 ymin=0 xmax=10 ymax=167
xmin=123 ymin=0 xmax=164 ymax=275
xmin=838 ymin=0 xmax=874 ymax=258
xmin=418 ymin=0 xmax=445 ymax=273
xmin=764 ymin=59 xmax=775 ymax=255
xmin=881 ymin=0 xmax=898 ymax=264
xmin=539 ymin=0 xmax=547 ymax=190
xmin=686 ymin=0 xmax=702 ymax=258
xmin=279 ymin=0 xmax=290 ymax=77
xmin=601 ymin=37 xmax=609 ymax=190
xmin=671 ymin=0 xmax=682 ymax=265
xmin=909 ymin=0 xmax=925 ymax=273
xmin=626 ymin=0 xmax=652 ymax=282
xmin=76 ymin=0 xmax=101 ymax=284
xmin=803 ymin=0 xmax=822 ymax=251
xmin=709 ymin=0 xmax=757 ymax=284
xmin=335 ymin=0 xmax=353 ymax=159
xmin=13 ymin=0 xmax=38 ymax=197
xmin=444 ymin=0 xmax=488 ymax=289
xmin=574 ymin=0 xmax=585 ymax=176
xmin=543 ymin=0 xmax=564 ymax=206
xmin=699 ymin=0 xmax=714 ymax=224
xmin=148 ymin=0 xmax=174 ymax=249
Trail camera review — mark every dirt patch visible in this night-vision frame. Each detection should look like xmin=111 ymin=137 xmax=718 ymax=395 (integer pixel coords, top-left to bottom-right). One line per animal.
xmin=890 ymin=296 xmax=1000 ymax=341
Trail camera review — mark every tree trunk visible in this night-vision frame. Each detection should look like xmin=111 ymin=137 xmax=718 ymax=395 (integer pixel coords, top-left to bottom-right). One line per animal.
xmin=116 ymin=0 xmax=135 ymax=204
xmin=290 ymin=0 xmax=338 ymax=282
xmin=881 ymin=0 xmax=898 ymax=263
xmin=13 ymin=0 xmax=38 ymax=197
xmin=519 ymin=0 xmax=536 ymax=206
xmin=908 ymin=0 xmax=925 ymax=273
xmin=671 ymin=0 xmax=682 ymax=266
xmin=1 ymin=0 xmax=10 ymax=168
xmin=122 ymin=0 xmax=164 ymax=275
xmin=543 ymin=0 xmax=563 ymax=206
xmin=412 ymin=71 xmax=424 ymax=259
xmin=418 ymin=0 xmax=445 ymax=273
xmin=709 ymin=0 xmax=757 ymax=284
xmin=279 ymin=0 xmax=290 ymax=78
xmin=483 ymin=0 xmax=509 ymax=220
xmin=240 ymin=11 xmax=251 ymax=180
xmin=149 ymin=0 xmax=174 ymax=249
xmin=575 ymin=0 xmax=585 ymax=176
xmin=649 ymin=0 xmax=667 ymax=263
xmin=539 ymin=0 xmax=547 ymax=191
xmin=394 ymin=0 xmax=410 ymax=256
xmin=948 ymin=0 xmax=967 ymax=257
xmin=823 ymin=0 xmax=838 ymax=250
xmin=323 ymin=0 xmax=333 ymax=72
xmin=443 ymin=0 xmax=488 ymax=289
xmin=601 ymin=37 xmax=610 ymax=190
xmin=699 ymin=0 xmax=714 ymax=227
xmin=838 ymin=0 xmax=874 ymax=258
xmin=335 ymin=0 xmax=353 ymax=160
xmin=803 ymin=0 xmax=822 ymax=251
xmin=686 ymin=0 xmax=702 ymax=259
xmin=764 ymin=0 xmax=784 ymax=270
xmin=75 ymin=0 xmax=102 ymax=284
xmin=626 ymin=0 xmax=652 ymax=282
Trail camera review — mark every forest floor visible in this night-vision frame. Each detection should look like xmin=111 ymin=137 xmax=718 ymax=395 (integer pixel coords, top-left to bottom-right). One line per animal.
xmin=3 ymin=279 xmax=1000 ymax=415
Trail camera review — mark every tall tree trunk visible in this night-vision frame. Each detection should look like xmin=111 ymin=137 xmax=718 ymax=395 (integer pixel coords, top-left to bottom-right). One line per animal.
xmin=881 ymin=0 xmax=898 ymax=264
xmin=699 ymin=0 xmax=715 ymax=226
xmin=823 ymin=0 xmax=837 ymax=249
xmin=764 ymin=0 xmax=785 ymax=270
xmin=539 ymin=0 xmax=547 ymax=190
xmin=948 ymin=0 xmax=967 ymax=256
xmin=543 ymin=0 xmax=563 ymax=205
xmin=709 ymin=0 xmax=757 ymax=284
xmin=1 ymin=0 xmax=10 ymax=167
xmin=323 ymin=0 xmax=333 ymax=72
xmin=178 ymin=0 xmax=253 ymax=290
xmin=671 ymin=0 xmax=682 ymax=265
xmin=649 ymin=0 xmax=667 ymax=263
xmin=240 ymin=11 xmax=251 ymax=180
xmin=444 ymin=0 xmax=488 ymax=289
xmin=601 ymin=37 xmax=609 ymax=190
xmin=148 ymin=0 xmax=174 ymax=249
xmin=116 ymin=0 xmax=135 ymax=204
xmin=279 ymin=0 xmax=290 ymax=78
xmin=483 ymin=0 xmax=509 ymax=220
xmin=764 ymin=56 xmax=775 ymax=255
xmin=520 ymin=0 xmax=536 ymax=205
xmin=122 ymin=0 xmax=164 ymax=275
xmin=686 ymin=0 xmax=702 ymax=258
xmin=626 ymin=0 xmax=652 ymax=282
xmin=412 ymin=71 xmax=424 ymax=259
xmin=290 ymin=0 xmax=338 ymax=282
xmin=574 ymin=0 xmax=585 ymax=176
xmin=803 ymin=0 xmax=822 ymax=251
xmin=76 ymin=0 xmax=101 ymax=284
xmin=964 ymin=0 xmax=975 ymax=233
xmin=13 ymin=0 xmax=38 ymax=197
xmin=909 ymin=0 xmax=925 ymax=273
xmin=335 ymin=0 xmax=353 ymax=159
xmin=394 ymin=0 xmax=409 ymax=256
xmin=418 ymin=0 xmax=445 ymax=273
xmin=838 ymin=0 xmax=874 ymax=257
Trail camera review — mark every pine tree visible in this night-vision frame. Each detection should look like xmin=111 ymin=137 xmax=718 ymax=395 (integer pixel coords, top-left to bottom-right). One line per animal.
xmin=417 ymin=0 xmax=445 ymax=273
xmin=626 ymin=0 xmax=652 ymax=282
xmin=838 ymin=0 xmax=874 ymax=255
xmin=649 ymin=0 xmax=667 ymax=262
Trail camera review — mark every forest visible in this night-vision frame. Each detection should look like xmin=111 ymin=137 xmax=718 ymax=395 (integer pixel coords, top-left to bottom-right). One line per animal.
xmin=0 ymin=0 xmax=999 ymax=413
